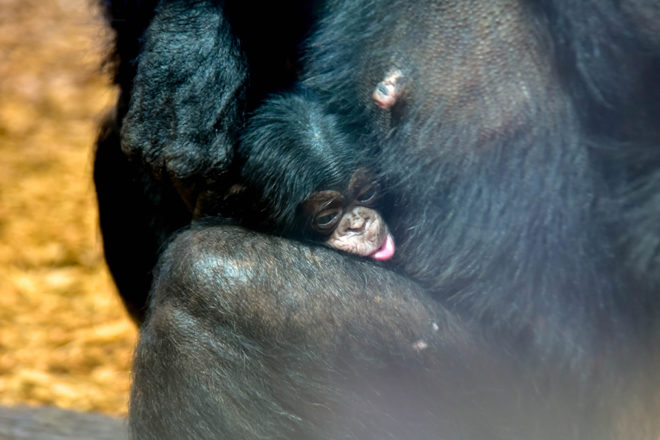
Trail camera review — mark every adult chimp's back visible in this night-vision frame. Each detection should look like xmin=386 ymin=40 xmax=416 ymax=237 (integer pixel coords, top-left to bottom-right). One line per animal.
xmin=94 ymin=0 xmax=660 ymax=439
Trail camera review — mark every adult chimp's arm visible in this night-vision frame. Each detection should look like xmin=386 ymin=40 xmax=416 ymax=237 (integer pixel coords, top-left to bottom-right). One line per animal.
xmin=129 ymin=224 xmax=478 ymax=440
xmin=95 ymin=0 xmax=246 ymax=321
xmin=119 ymin=0 xmax=247 ymax=212
xmin=129 ymin=224 xmax=629 ymax=440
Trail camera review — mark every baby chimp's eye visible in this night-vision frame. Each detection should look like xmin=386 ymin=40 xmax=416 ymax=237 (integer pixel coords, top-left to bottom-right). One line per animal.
xmin=314 ymin=208 xmax=342 ymax=231
xmin=356 ymin=184 xmax=378 ymax=204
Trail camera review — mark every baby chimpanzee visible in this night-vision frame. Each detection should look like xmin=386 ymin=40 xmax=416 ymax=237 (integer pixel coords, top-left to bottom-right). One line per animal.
xmin=233 ymin=91 xmax=395 ymax=261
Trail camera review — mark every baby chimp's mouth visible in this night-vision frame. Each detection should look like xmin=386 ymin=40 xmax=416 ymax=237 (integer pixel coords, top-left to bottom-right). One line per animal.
xmin=370 ymin=233 xmax=395 ymax=261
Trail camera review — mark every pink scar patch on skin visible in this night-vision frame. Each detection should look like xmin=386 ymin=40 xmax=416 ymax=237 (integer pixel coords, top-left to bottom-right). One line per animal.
xmin=370 ymin=233 xmax=395 ymax=260
xmin=372 ymin=69 xmax=404 ymax=109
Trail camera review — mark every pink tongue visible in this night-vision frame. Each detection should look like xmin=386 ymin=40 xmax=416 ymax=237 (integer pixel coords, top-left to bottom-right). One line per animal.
xmin=371 ymin=234 xmax=395 ymax=261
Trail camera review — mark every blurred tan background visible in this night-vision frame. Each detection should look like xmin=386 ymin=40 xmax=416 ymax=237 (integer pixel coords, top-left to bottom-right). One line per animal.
xmin=0 ymin=0 xmax=137 ymax=417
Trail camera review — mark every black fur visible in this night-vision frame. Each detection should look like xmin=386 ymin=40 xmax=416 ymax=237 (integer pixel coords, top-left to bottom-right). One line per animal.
xmin=94 ymin=0 xmax=319 ymax=319
xmin=94 ymin=0 xmax=660 ymax=438
xmin=234 ymin=91 xmax=370 ymax=237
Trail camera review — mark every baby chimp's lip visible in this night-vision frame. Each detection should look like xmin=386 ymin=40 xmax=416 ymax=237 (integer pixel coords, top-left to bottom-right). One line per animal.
xmin=370 ymin=233 xmax=395 ymax=261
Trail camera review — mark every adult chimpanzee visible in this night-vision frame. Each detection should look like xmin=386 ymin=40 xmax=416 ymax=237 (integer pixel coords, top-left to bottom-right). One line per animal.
xmin=232 ymin=91 xmax=394 ymax=259
xmin=94 ymin=0 xmax=660 ymax=439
